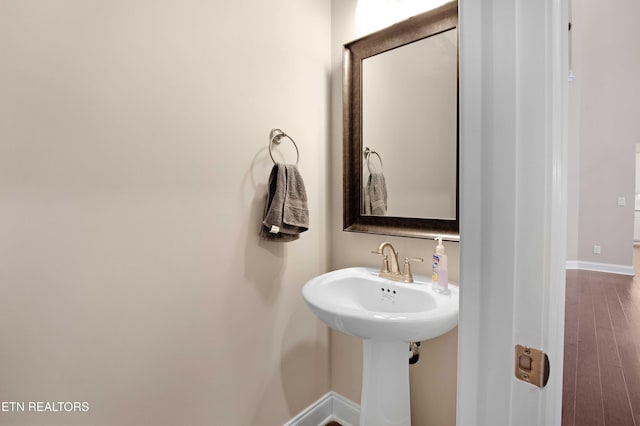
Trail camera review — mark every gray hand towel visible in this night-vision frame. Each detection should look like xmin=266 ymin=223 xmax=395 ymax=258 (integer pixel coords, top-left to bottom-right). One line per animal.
xmin=260 ymin=164 xmax=309 ymax=242
xmin=364 ymin=172 xmax=387 ymax=216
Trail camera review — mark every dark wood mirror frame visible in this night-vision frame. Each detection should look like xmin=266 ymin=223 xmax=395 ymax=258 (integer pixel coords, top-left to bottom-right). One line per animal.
xmin=343 ymin=1 xmax=459 ymax=241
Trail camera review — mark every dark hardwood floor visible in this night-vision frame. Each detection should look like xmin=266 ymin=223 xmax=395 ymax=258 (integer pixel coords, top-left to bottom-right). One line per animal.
xmin=562 ymin=248 xmax=640 ymax=426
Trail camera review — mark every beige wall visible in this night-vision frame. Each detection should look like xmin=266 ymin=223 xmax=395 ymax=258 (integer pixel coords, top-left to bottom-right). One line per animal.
xmin=330 ymin=1 xmax=459 ymax=424
xmin=571 ymin=0 xmax=640 ymax=266
xmin=0 ymin=1 xmax=330 ymax=425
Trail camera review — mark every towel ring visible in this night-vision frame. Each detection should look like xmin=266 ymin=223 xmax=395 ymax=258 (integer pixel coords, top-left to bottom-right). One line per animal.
xmin=364 ymin=147 xmax=383 ymax=174
xmin=269 ymin=128 xmax=299 ymax=166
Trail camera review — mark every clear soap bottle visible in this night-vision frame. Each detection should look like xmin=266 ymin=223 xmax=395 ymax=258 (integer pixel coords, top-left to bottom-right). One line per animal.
xmin=432 ymin=237 xmax=449 ymax=293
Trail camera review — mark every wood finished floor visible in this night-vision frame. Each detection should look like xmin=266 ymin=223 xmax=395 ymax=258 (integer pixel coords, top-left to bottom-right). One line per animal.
xmin=562 ymin=248 xmax=640 ymax=426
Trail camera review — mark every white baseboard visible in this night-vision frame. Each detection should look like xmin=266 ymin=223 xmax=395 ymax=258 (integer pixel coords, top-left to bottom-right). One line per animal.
xmin=566 ymin=260 xmax=635 ymax=276
xmin=283 ymin=392 xmax=333 ymax=426
xmin=331 ymin=393 xmax=360 ymax=426
xmin=284 ymin=391 xmax=360 ymax=426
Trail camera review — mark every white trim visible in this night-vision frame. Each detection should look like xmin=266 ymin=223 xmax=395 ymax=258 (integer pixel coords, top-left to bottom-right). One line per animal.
xmin=284 ymin=392 xmax=360 ymax=426
xmin=565 ymin=260 xmax=579 ymax=270
xmin=565 ymin=260 xmax=635 ymax=276
xmin=458 ymin=0 xmax=568 ymax=424
xmin=331 ymin=392 xmax=360 ymax=426
xmin=543 ymin=0 xmax=570 ymax=424
xmin=283 ymin=392 xmax=332 ymax=426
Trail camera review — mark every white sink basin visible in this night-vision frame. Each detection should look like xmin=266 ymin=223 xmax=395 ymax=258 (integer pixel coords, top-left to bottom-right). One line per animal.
xmin=302 ymin=266 xmax=459 ymax=426
xmin=303 ymin=266 xmax=459 ymax=342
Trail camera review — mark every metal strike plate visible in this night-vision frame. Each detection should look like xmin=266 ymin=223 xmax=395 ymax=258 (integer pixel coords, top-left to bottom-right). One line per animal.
xmin=515 ymin=345 xmax=550 ymax=388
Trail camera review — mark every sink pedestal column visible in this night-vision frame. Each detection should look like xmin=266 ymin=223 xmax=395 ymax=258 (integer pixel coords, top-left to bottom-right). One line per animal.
xmin=360 ymin=338 xmax=411 ymax=426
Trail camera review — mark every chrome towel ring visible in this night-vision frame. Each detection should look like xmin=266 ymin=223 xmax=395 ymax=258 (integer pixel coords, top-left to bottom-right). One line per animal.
xmin=364 ymin=147 xmax=383 ymax=174
xmin=269 ymin=128 xmax=299 ymax=165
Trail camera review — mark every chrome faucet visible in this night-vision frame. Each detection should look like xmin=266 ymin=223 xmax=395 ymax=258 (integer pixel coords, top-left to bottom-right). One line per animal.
xmin=371 ymin=242 xmax=423 ymax=283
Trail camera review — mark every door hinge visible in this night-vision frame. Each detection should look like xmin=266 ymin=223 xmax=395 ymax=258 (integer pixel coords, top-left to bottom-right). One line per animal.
xmin=515 ymin=345 xmax=550 ymax=388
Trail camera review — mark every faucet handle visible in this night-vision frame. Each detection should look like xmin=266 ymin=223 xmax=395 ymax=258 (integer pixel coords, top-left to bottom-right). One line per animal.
xmin=402 ymin=257 xmax=424 ymax=283
xmin=371 ymin=250 xmax=391 ymax=273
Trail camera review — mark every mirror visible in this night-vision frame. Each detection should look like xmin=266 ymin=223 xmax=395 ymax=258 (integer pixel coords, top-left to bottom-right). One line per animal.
xmin=343 ymin=1 xmax=459 ymax=240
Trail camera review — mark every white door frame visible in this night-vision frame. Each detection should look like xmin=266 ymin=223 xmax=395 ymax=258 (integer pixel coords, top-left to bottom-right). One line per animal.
xmin=457 ymin=0 xmax=568 ymax=425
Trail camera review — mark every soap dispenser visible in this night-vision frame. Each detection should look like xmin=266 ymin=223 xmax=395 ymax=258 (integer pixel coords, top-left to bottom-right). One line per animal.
xmin=432 ymin=237 xmax=449 ymax=293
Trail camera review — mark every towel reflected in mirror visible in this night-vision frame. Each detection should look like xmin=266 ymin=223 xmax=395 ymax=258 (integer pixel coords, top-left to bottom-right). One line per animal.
xmin=364 ymin=172 xmax=387 ymax=216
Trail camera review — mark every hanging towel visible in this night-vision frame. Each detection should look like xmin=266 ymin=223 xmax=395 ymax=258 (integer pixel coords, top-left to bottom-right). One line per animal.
xmin=260 ymin=164 xmax=309 ymax=242
xmin=364 ymin=172 xmax=387 ymax=216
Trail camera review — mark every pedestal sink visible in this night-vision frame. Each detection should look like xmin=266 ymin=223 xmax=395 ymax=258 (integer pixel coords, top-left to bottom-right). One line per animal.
xmin=302 ymin=267 xmax=459 ymax=426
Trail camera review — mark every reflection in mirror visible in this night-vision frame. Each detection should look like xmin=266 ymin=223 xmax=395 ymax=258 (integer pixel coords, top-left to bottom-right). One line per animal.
xmin=362 ymin=29 xmax=457 ymax=219
xmin=363 ymin=147 xmax=387 ymax=215
xmin=343 ymin=1 xmax=459 ymax=240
